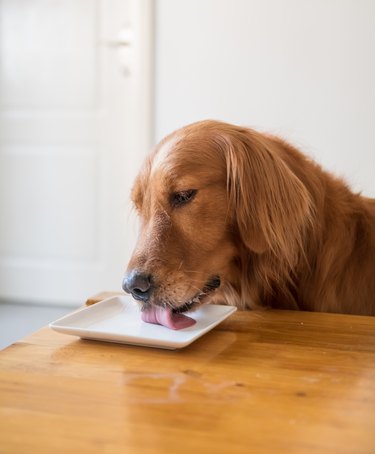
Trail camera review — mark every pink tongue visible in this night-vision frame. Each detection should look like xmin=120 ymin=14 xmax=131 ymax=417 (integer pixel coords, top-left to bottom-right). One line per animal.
xmin=141 ymin=306 xmax=196 ymax=330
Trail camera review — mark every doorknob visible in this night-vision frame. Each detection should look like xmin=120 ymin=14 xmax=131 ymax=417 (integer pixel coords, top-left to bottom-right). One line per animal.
xmin=105 ymin=27 xmax=134 ymax=48
xmin=100 ymin=27 xmax=134 ymax=76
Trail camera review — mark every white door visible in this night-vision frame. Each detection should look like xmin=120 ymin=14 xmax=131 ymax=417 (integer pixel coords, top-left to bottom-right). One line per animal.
xmin=0 ymin=0 xmax=153 ymax=305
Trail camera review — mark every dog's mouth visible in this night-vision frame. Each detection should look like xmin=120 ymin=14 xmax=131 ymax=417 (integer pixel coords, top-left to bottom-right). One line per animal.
xmin=171 ymin=275 xmax=221 ymax=314
xmin=140 ymin=276 xmax=221 ymax=330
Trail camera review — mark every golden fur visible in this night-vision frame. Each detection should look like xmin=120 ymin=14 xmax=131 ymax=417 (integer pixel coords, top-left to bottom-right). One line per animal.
xmin=126 ymin=120 xmax=375 ymax=315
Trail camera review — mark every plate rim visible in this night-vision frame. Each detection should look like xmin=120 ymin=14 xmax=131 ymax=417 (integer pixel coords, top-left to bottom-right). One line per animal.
xmin=49 ymin=295 xmax=237 ymax=349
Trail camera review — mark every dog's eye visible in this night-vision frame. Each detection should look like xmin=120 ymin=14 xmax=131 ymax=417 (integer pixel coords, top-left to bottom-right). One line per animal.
xmin=170 ymin=189 xmax=197 ymax=208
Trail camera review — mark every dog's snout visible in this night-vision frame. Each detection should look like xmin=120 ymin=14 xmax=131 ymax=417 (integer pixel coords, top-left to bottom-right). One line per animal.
xmin=122 ymin=271 xmax=153 ymax=302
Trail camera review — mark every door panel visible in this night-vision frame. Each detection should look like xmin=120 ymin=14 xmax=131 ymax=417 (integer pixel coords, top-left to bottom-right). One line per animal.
xmin=0 ymin=0 xmax=98 ymax=109
xmin=0 ymin=146 xmax=98 ymax=259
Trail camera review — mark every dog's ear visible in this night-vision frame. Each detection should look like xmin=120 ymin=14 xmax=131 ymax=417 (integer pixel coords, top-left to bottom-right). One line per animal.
xmin=222 ymin=127 xmax=313 ymax=268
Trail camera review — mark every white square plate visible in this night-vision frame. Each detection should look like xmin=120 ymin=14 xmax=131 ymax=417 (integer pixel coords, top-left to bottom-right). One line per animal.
xmin=49 ymin=295 xmax=237 ymax=349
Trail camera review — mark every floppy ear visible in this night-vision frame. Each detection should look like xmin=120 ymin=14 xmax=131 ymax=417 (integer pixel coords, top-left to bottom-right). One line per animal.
xmin=223 ymin=127 xmax=313 ymax=268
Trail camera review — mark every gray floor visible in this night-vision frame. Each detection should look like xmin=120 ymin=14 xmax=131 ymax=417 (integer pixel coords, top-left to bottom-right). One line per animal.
xmin=0 ymin=302 xmax=76 ymax=350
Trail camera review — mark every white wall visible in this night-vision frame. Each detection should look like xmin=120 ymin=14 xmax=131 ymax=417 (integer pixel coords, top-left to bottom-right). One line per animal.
xmin=154 ymin=0 xmax=375 ymax=196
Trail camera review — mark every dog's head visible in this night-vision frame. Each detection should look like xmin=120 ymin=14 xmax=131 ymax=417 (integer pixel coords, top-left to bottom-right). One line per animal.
xmin=123 ymin=120 xmax=312 ymax=312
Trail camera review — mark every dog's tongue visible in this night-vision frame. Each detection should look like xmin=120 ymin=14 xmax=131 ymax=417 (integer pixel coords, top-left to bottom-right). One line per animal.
xmin=141 ymin=306 xmax=196 ymax=330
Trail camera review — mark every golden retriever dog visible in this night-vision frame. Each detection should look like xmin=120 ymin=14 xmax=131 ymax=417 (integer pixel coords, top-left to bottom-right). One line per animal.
xmin=123 ymin=120 xmax=375 ymax=318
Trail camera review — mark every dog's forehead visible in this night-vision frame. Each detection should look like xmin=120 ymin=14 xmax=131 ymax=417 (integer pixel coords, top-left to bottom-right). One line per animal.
xmin=151 ymin=135 xmax=178 ymax=175
xmin=150 ymin=131 xmax=223 ymax=182
xmin=150 ymin=137 xmax=192 ymax=184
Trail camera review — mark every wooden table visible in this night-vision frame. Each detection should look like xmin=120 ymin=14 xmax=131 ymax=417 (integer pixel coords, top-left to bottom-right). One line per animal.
xmin=1 ymin=292 xmax=375 ymax=453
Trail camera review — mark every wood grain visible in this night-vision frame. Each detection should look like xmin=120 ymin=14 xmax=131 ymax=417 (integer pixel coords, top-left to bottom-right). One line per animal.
xmin=1 ymin=292 xmax=375 ymax=453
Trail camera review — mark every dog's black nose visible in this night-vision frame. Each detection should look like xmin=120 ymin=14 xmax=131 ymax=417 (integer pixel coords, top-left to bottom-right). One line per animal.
xmin=122 ymin=271 xmax=153 ymax=302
